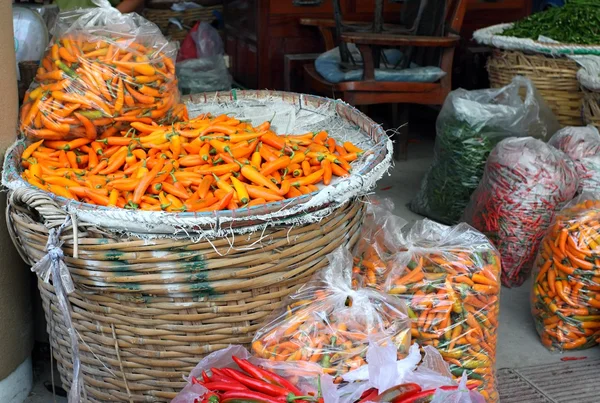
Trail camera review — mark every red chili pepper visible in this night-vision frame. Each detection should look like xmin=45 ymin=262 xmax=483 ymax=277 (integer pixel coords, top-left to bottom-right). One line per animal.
xmin=396 ymin=386 xmax=462 ymax=403
xmin=202 ymin=382 xmax=249 ymax=392
xmin=191 ymin=376 xmax=202 ymax=385
xmin=221 ymin=368 xmax=291 ymax=397
xmin=232 ymin=357 xmax=302 ymax=396
xmin=202 ymin=370 xmax=211 ymax=383
xmin=221 ymin=390 xmax=285 ymax=403
xmin=357 ymin=388 xmax=378 ymax=403
xmin=373 ymin=384 xmax=422 ymax=403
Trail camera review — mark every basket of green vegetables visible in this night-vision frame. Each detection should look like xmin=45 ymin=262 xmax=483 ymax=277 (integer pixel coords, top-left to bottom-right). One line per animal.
xmin=474 ymin=0 xmax=600 ymax=127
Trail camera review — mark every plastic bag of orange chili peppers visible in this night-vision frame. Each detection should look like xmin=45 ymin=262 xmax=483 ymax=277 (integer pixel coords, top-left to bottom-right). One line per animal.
xmin=19 ymin=0 xmax=185 ymax=141
xmin=251 ymin=247 xmax=412 ymax=377
xmin=463 ymin=137 xmax=578 ymax=287
xmin=352 ymin=199 xmax=502 ymax=402
xmin=531 ymin=194 xmax=600 ymax=352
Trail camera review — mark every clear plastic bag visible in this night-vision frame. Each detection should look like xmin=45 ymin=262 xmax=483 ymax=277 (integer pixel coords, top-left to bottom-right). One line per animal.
xmin=410 ymin=76 xmax=560 ymax=224
xmin=352 ymin=199 xmax=502 ymax=402
xmin=531 ymin=195 xmax=600 ymax=352
xmin=176 ymin=22 xmax=231 ymax=94
xmin=334 ymin=343 xmax=484 ymax=403
xmin=252 ymin=247 xmax=412 ymax=377
xmin=177 ymin=57 xmax=231 ymax=95
xmin=464 ymin=137 xmax=578 ymax=287
xmin=548 ymin=125 xmax=600 ymax=194
xmin=19 ymin=0 xmax=185 ymax=140
xmin=172 ymin=345 xmax=324 ymax=403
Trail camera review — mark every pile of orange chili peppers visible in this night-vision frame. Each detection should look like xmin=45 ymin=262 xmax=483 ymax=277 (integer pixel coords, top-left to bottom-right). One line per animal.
xmin=532 ymin=198 xmax=600 ymax=352
xmin=20 ymin=114 xmax=364 ymax=211
xmin=20 ymin=35 xmax=185 ymax=141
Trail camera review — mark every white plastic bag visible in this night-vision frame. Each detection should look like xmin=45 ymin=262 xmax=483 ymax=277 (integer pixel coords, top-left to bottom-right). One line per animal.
xmin=548 ymin=125 xmax=600 ymax=194
xmin=176 ymin=22 xmax=231 ymax=94
xmin=335 ymin=342 xmax=484 ymax=403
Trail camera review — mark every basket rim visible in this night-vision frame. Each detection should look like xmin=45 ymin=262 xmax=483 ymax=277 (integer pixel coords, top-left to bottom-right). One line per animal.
xmin=4 ymin=90 xmax=392 ymax=234
xmin=474 ymin=23 xmax=600 ymax=56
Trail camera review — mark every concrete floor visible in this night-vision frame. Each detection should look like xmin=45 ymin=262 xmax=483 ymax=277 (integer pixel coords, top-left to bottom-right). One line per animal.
xmin=24 ymin=138 xmax=600 ymax=402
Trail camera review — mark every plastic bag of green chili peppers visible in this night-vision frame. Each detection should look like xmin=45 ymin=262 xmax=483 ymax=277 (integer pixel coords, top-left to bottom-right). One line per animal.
xmin=410 ymin=76 xmax=560 ymax=225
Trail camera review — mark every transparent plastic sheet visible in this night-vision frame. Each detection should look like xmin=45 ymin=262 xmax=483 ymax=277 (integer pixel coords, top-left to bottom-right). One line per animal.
xmin=464 ymin=137 xmax=578 ymax=287
xmin=352 ymin=199 xmax=502 ymax=402
xmin=176 ymin=22 xmax=231 ymax=94
xmin=531 ymin=194 xmax=600 ymax=352
xmin=19 ymin=0 xmax=184 ymax=141
xmin=410 ymin=76 xmax=560 ymax=224
xmin=251 ymin=247 xmax=412 ymax=377
xmin=334 ymin=343 xmax=484 ymax=403
xmin=548 ymin=125 xmax=600 ymax=194
xmin=177 ymin=57 xmax=231 ymax=94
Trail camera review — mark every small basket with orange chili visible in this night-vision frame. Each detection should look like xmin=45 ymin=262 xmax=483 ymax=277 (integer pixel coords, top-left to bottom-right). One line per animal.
xmin=531 ymin=195 xmax=600 ymax=352
xmin=20 ymin=1 xmax=185 ymax=141
xmin=351 ymin=199 xmax=502 ymax=402
xmin=251 ymin=247 xmax=411 ymax=377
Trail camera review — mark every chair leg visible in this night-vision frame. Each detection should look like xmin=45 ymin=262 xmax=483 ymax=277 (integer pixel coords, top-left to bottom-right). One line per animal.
xmin=392 ymin=103 xmax=409 ymax=161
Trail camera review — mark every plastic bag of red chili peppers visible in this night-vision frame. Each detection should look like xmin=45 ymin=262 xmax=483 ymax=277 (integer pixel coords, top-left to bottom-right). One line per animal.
xmin=172 ymin=345 xmax=325 ymax=403
xmin=531 ymin=194 xmax=600 ymax=352
xmin=463 ymin=137 xmax=578 ymax=287
xmin=548 ymin=125 xmax=600 ymax=194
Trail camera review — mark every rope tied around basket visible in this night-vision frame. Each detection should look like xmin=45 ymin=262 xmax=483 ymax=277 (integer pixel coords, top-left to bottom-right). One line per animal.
xmin=32 ymin=216 xmax=83 ymax=403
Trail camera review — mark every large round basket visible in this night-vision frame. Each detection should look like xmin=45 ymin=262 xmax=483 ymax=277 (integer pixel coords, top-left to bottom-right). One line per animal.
xmin=4 ymin=90 xmax=391 ymax=402
xmin=9 ymin=188 xmax=363 ymax=402
xmin=487 ymin=50 xmax=583 ymax=127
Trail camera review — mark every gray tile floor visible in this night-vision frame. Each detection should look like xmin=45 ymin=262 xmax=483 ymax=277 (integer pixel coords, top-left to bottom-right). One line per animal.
xmin=24 ymin=139 xmax=600 ymax=402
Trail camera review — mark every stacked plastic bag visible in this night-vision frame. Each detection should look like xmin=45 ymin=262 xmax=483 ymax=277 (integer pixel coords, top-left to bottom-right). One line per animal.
xmin=531 ymin=195 xmax=600 ymax=352
xmin=351 ymin=200 xmax=502 ymax=402
xmin=464 ymin=137 xmax=578 ymax=287
xmin=548 ymin=125 xmax=600 ymax=194
xmin=411 ymin=76 xmax=560 ymax=224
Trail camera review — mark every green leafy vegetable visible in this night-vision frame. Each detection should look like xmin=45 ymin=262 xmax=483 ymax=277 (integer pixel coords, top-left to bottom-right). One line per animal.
xmin=501 ymin=0 xmax=600 ymax=45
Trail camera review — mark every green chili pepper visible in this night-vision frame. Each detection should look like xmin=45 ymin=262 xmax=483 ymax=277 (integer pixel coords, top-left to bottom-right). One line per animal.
xmin=501 ymin=1 xmax=600 ymax=45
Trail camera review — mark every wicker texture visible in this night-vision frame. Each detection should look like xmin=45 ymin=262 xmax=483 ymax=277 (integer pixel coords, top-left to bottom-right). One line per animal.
xmin=7 ymin=187 xmax=364 ymax=402
xmin=583 ymin=87 xmax=600 ymax=130
xmin=144 ymin=6 xmax=221 ymax=30
xmin=487 ymin=50 xmax=584 ymax=127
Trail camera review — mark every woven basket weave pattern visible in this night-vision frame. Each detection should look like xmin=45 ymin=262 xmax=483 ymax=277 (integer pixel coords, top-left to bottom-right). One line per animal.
xmin=487 ymin=50 xmax=584 ymax=127
xmin=582 ymin=88 xmax=600 ymax=130
xmin=144 ymin=6 xmax=221 ymax=31
xmin=8 ymin=187 xmax=364 ymax=402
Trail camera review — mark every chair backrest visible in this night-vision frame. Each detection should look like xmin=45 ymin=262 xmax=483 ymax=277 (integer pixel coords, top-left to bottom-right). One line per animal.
xmin=446 ymin=0 xmax=468 ymax=36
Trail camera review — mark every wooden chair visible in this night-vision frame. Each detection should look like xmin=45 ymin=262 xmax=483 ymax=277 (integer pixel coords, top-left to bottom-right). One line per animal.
xmin=300 ymin=0 xmax=468 ymax=159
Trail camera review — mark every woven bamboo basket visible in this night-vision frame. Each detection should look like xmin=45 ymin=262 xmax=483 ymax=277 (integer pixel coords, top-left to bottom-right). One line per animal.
xmin=487 ymin=50 xmax=584 ymax=127
xmin=143 ymin=5 xmax=221 ymax=32
xmin=582 ymin=87 xmax=600 ymax=130
xmin=8 ymin=188 xmax=364 ymax=402
xmin=4 ymin=90 xmax=392 ymax=401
